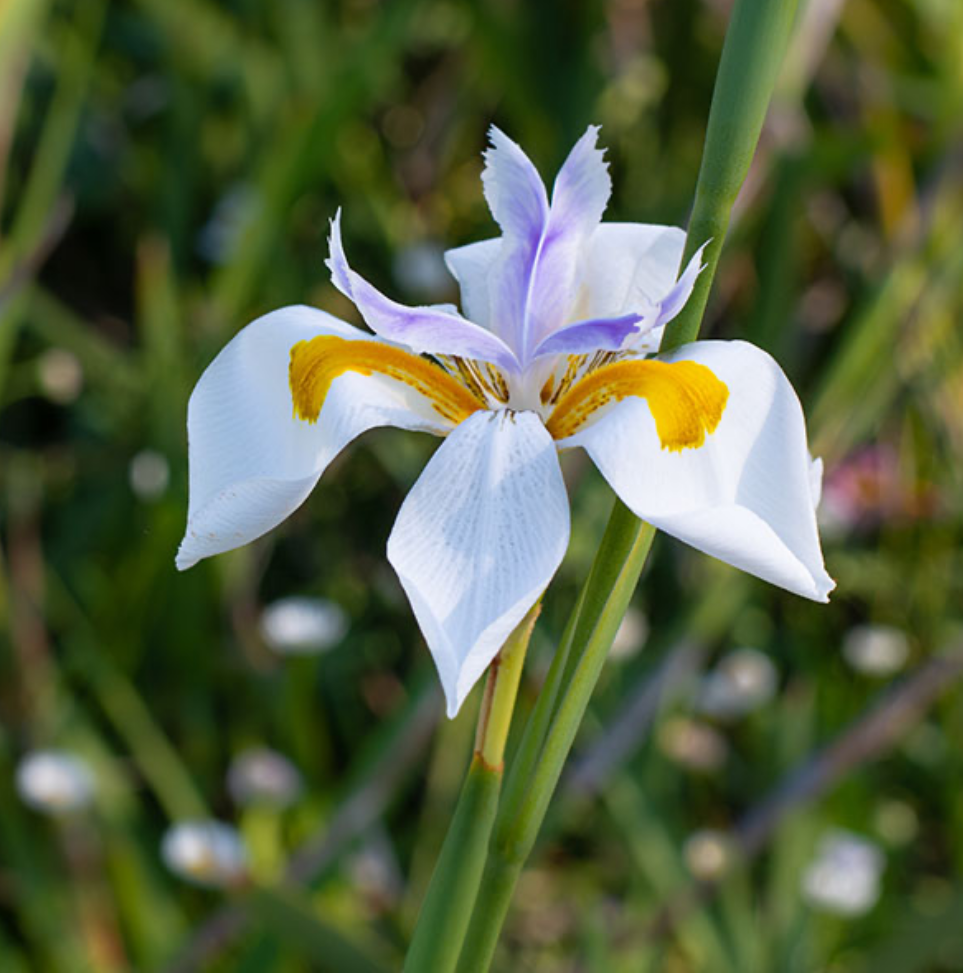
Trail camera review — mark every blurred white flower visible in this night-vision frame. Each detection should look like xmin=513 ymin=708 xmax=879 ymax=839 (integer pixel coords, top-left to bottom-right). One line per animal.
xmin=161 ymin=819 xmax=248 ymax=888
xmin=37 ymin=348 xmax=83 ymax=404
xmin=15 ymin=750 xmax=95 ymax=814
xmin=801 ymin=830 xmax=884 ymax=916
xmin=259 ymin=595 xmax=348 ymax=655
xmin=609 ymin=605 xmax=650 ymax=661
xmin=683 ymin=829 xmax=734 ymax=881
xmin=129 ymin=449 xmax=171 ymax=501
xmin=843 ymin=624 xmax=909 ymax=677
xmin=658 ymin=716 xmax=728 ymax=772
xmin=697 ymin=647 xmax=778 ymax=720
xmin=227 ymin=747 xmax=303 ymax=808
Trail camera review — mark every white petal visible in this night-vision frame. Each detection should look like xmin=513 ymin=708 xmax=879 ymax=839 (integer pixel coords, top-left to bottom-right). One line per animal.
xmin=387 ymin=410 xmax=570 ymax=717
xmin=444 ymin=238 xmax=500 ymax=329
xmin=177 ymin=306 xmax=451 ymax=569
xmin=563 ymin=341 xmax=834 ymax=601
xmin=580 ymin=223 xmax=687 ymax=318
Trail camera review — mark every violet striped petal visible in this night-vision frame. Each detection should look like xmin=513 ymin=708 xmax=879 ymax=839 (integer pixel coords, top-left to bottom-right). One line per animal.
xmin=519 ymin=126 xmax=614 ymax=358
xmin=482 ymin=128 xmax=550 ymax=356
xmin=482 ymin=126 xmax=613 ymax=363
xmin=326 ymin=211 xmax=519 ymax=372
xmin=648 ymin=243 xmax=708 ymax=330
xmin=532 ymin=313 xmax=644 ymax=359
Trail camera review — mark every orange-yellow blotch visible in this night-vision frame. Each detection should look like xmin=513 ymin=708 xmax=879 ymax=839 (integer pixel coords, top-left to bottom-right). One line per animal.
xmin=546 ymin=358 xmax=729 ymax=450
xmin=289 ymin=336 xmax=485 ymax=426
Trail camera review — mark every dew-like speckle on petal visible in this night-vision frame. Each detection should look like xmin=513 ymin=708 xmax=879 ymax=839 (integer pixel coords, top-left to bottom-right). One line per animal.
xmin=843 ymin=624 xmax=909 ymax=677
xmin=129 ymin=449 xmax=171 ymax=501
xmin=801 ymin=830 xmax=884 ymax=916
xmin=697 ymin=647 xmax=778 ymax=720
xmin=161 ymin=820 xmax=248 ymax=888
xmin=259 ymin=595 xmax=348 ymax=655
xmin=16 ymin=750 xmax=95 ymax=815
xmin=227 ymin=747 xmax=303 ymax=808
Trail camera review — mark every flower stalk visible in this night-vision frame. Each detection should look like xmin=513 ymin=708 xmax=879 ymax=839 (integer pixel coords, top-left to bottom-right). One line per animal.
xmin=402 ymin=603 xmax=540 ymax=973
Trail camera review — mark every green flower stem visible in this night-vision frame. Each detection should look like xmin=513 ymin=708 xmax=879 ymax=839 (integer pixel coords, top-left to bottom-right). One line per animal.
xmin=457 ymin=0 xmax=801 ymax=968
xmin=402 ymin=604 xmax=540 ymax=973
xmin=458 ymin=508 xmax=655 ymax=971
xmin=662 ymin=0 xmax=800 ymax=353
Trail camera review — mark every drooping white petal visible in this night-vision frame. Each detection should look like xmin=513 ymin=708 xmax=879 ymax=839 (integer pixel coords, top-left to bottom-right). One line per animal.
xmin=562 ymin=340 xmax=834 ymax=601
xmin=177 ymin=306 xmax=452 ymax=570
xmin=387 ymin=410 xmax=570 ymax=717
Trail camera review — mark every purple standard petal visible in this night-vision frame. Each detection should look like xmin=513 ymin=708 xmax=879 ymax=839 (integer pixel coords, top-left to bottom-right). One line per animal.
xmin=482 ymin=129 xmax=549 ymax=355
xmin=483 ymin=126 xmax=612 ymax=365
xmin=326 ymin=210 xmax=519 ymax=372
xmin=649 ymin=243 xmax=708 ymax=328
xmin=532 ymin=313 xmax=644 ymax=359
xmin=521 ymin=125 xmax=613 ymax=354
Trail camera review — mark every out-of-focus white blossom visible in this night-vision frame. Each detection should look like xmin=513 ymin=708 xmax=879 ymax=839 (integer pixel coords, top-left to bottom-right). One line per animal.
xmin=843 ymin=624 xmax=909 ymax=677
xmin=38 ymin=348 xmax=83 ymax=404
xmin=129 ymin=449 xmax=171 ymax=501
xmin=16 ymin=750 xmax=95 ymax=814
xmin=610 ymin=606 xmax=650 ymax=661
xmin=658 ymin=716 xmax=728 ymax=772
xmin=801 ymin=830 xmax=884 ymax=916
xmin=161 ymin=820 xmax=248 ymax=888
xmin=259 ymin=595 xmax=348 ymax=655
xmin=697 ymin=647 xmax=778 ymax=720
xmin=227 ymin=747 xmax=303 ymax=808
xmin=683 ymin=829 xmax=734 ymax=881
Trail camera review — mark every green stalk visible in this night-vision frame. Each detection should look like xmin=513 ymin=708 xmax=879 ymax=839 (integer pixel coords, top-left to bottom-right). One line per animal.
xmin=457 ymin=0 xmax=800 ymax=968
xmin=458 ymin=511 xmax=655 ymax=971
xmin=402 ymin=605 xmax=539 ymax=973
xmin=662 ymin=0 xmax=800 ymax=353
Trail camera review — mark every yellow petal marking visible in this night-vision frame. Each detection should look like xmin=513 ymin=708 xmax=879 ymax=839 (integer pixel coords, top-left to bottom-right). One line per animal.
xmin=546 ymin=358 xmax=729 ymax=450
xmin=289 ymin=336 xmax=486 ymax=425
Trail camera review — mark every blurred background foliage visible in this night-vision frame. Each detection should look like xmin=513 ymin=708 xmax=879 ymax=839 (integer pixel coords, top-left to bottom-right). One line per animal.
xmin=1 ymin=0 xmax=963 ymax=970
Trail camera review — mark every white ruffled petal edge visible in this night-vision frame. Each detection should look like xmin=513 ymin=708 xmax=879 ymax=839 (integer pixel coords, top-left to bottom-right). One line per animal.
xmin=177 ymin=305 xmax=451 ymax=569
xmin=387 ymin=410 xmax=570 ymax=717
xmin=562 ymin=340 xmax=834 ymax=601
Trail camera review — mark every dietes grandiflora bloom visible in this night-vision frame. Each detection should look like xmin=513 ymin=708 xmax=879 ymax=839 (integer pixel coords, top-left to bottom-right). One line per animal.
xmin=177 ymin=127 xmax=833 ymax=716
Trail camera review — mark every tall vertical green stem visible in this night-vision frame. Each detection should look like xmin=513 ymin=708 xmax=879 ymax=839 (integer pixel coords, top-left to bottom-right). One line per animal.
xmin=457 ymin=0 xmax=800 ymax=968
xmin=663 ymin=0 xmax=800 ymax=352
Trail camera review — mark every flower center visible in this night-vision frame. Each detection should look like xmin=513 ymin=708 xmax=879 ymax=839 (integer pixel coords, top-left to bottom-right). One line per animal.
xmin=290 ymin=337 xmax=728 ymax=453
xmin=545 ymin=358 xmax=729 ymax=450
xmin=289 ymin=337 xmax=486 ymax=425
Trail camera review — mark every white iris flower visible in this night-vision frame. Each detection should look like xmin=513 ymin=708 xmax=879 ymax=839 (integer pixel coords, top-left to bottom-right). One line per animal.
xmin=177 ymin=126 xmax=834 ymax=716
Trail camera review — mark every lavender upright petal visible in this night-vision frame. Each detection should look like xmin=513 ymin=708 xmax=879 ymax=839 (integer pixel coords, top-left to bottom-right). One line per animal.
xmin=524 ymin=126 xmax=613 ymax=349
xmin=482 ymin=129 xmax=550 ymax=357
xmin=482 ymin=126 xmax=612 ymax=365
xmin=327 ymin=211 xmax=519 ymax=372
